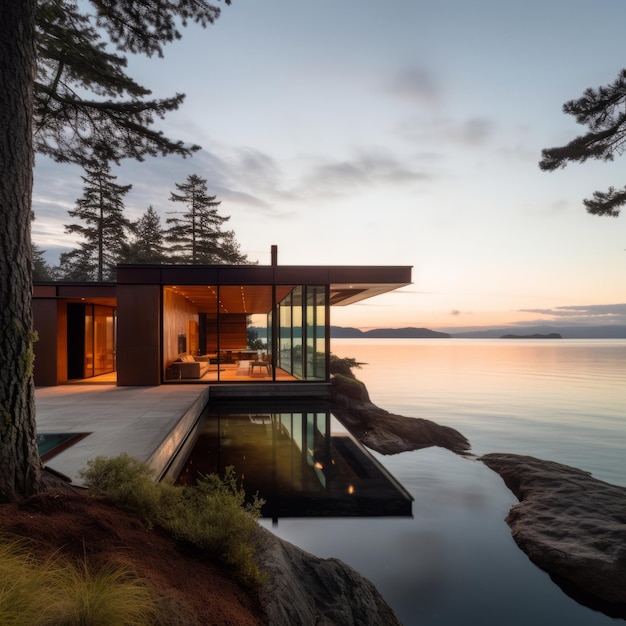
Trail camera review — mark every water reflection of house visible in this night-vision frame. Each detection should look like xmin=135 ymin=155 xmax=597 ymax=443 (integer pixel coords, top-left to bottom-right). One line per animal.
xmin=176 ymin=406 xmax=414 ymax=521
xmin=33 ymin=248 xmax=411 ymax=392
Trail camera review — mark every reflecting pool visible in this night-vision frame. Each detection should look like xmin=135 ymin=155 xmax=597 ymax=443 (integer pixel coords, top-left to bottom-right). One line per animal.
xmin=176 ymin=401 xmax=412 ymax=521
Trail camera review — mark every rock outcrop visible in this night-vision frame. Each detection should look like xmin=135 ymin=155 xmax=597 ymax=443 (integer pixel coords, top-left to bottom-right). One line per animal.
xmin=254 ymin=525 xmax=400 ymax=625
xmin=330 ymin=374 xmax=471 ymax=455
xmin=481 ymin=453 xmax=626 ymax=615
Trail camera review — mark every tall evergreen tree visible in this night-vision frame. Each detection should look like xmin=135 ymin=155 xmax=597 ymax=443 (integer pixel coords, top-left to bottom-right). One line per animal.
xmin=32 ymin=245 xmax=54 ymax=281
xmin=165 ymin=174 xmax=247 ymax=264
xmin=220 ymin=228 xmax=249 ymax=264
xmin=55 ymin=246 xmax=96 ymax=281
xmin=0 ymin=0 xmax=41 ymax=501
xmin=120 ymin=205 xmax=168 ymax=264
xmin=540 ymin=68 xmax=626 ymax=217
xmin=1 ymin=0 xmax=230 ymax=501
xmin=60 ymin=162 xmax=132 ymax=281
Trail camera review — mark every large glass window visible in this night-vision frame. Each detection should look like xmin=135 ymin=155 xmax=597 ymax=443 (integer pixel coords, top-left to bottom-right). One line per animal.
xmin=67 ymin=303 xmax=116 ymax=380
xmin=277 ymin=284 xmax=327 ymax=381
xmin=306 ymin=286 xmax=326 ymax=381
xmin=162 ymin=282 xmax=327 ymax=382
xmin=93 ymin=305 xmax=115 ymax=376
xmin=163 ymin=284 xmax=274 ymax=381
xmin=278 ymin=291 xmax=292 ymax=374
xmin=291 ymin=286 xmax=303 ymax=379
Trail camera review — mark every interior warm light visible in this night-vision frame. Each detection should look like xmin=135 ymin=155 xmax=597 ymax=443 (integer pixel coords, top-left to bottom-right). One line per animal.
xmin=314 ymin=461 xmax=324 ymax=470
xmin=348 ymin=485 xmax=355 ymax=494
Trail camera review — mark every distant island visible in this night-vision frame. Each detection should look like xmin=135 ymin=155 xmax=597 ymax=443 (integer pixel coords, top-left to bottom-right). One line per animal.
xmin=452 ymin=325 xmax=626 ymax=339
xmin=500 ymin=333 xmax=562 ymax=339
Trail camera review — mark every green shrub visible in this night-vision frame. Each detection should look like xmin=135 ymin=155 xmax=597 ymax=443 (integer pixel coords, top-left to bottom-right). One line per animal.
xmin=80 ymin=457 xmax=265 ymax=587
xmin=80 ymin=453 xmax=162 ymax=524
xmin=0 ymin=536 xmax=157 ymax=625
xmin=329 ymin=354 xmax=361 ymax=378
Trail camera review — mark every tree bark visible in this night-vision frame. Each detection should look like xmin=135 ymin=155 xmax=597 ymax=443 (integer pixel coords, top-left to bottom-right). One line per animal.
xmin=0 ymin=0 xmax=42 ymax=501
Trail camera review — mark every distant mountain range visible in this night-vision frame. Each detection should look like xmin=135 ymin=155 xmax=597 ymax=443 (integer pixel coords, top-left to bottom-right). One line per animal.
xmin=331 ymin=326 xmax=450 ymax=338
xmin=330 ymin=325 xmax=626 ymax=339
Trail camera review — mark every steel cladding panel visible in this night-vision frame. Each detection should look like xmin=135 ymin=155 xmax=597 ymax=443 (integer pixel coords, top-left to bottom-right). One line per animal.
xmin=116 ymin=284 xmax=161 ymax=385
xmin=32 ymin=299 xmax=60 ymax=386
xmin=161 ymin=267 xmax=220 ymax=284
xmin=274 ymin=267 xmax=328 ymax=284
xmin=116 ymin=266 xmax=162 ymax=283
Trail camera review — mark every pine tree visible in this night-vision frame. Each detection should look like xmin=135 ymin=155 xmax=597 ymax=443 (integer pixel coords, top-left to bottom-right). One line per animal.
xmin=1 ymin=0 xmax=229 ymax=501
xmin=60 ymin=162 xmax=132 ymax=281
xmin=56 ymin=247 xmax=97 ymax=281
xmin=221 ymin=228 xmax=250 ymax=264
xmin=0 ymin=0 xmax=41 ymax=501
xmin=33 ymin=0 xmax=228 ymax=166
xmin=540 ymin=68 xmax=626 ymax=217
xmin=165 ymin=174 xmax=247 ymax=264
xmin=120 ymin=206 xmax=168 ymax=264
xmin=32 ymin=245 xmax=54 ymax=281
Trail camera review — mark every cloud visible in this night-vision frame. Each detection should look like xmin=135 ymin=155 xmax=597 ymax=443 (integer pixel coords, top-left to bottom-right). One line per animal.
xmin=302 ymin=148 xmax=433 ymax=196
xmin=518 ymin=303 xmax=626 ymax=325
xmin=447 ymin=117 xmax=494 ymax=146
xmin=227 ymin=148 xmax=281 ymax=188
xmin=386 ymin=67 xmax=442 ymax=108
xmin=396 ymin=115 xmax=496 ymax=147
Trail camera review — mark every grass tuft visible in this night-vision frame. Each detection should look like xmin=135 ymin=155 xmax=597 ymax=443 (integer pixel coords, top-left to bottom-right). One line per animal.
xmin=0 ymin=535 xmax=157 ymax=625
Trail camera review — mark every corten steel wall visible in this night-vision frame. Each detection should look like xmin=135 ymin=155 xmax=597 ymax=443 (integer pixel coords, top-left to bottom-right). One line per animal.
xmin=32 ymin=299 xmax=66 ymax=386
xmin=116 ymin=284 xmax=161 ymax=386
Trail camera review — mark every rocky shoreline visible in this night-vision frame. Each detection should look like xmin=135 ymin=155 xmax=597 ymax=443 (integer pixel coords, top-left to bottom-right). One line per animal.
xmin=330 ymin=373 xmax=470 ymax=456
xmin=328 ymin=371 xmax=626 ymax=621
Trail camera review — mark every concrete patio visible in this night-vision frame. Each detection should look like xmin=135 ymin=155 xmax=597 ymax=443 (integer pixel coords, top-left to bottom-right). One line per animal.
xmin=35 ymin=384 xmax=209 ymax=485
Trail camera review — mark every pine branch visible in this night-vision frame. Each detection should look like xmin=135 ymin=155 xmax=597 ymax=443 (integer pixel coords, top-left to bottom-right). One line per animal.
xmin=583 ymin=186 xmax=626 ymax=217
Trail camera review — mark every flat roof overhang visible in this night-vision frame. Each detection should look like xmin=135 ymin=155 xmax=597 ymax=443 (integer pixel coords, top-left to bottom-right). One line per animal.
xmin=116 ymin=264 xmax=412 ymax=307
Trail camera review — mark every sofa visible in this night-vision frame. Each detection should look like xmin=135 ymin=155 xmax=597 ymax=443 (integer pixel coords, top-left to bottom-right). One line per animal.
xmin=169 ymin=353 xmax=211 ymax=379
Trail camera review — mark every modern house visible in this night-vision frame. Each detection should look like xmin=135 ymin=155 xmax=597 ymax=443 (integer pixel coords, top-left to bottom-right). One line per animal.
xmin=33 ymin=249 xmax=411 ymax=392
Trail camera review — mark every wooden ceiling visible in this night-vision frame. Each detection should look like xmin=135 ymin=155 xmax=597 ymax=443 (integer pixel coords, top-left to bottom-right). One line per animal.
xmin=166 ymin=285 xmax=293 ymax=314
xmin=166 ymin=281 xmax=407 ymax=313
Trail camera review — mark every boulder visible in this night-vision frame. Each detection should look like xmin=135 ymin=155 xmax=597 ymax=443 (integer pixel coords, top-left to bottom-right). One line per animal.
xmin=254 ymin=525 xmax=400 ymax=625
xmin=481 ymin=453 xmax=626 ymax=615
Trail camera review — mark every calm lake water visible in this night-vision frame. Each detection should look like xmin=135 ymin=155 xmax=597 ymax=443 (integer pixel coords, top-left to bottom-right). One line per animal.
xmin=258 ymin=339 xmax=626 ymax=625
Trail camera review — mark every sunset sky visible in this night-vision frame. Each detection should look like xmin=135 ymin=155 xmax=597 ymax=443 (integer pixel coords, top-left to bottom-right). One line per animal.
xmin=32 ymin=0 xmax=626 ymax=331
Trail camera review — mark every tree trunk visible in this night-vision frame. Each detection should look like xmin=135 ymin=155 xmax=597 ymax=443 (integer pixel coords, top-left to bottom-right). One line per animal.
xmin=0 ymin=0 xmax=42 ymax=501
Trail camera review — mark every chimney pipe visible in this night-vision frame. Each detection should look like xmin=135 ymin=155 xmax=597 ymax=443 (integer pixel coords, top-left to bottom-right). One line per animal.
xmin=271 ymin=245 xmax=278 ymax=266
